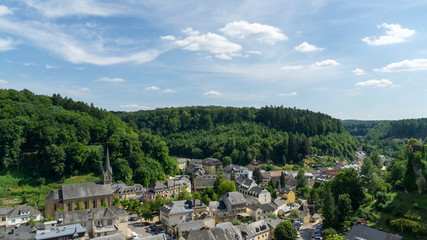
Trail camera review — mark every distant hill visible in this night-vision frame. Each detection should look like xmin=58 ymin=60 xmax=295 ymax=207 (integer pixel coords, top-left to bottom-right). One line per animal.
xmin=114 ymin=106 xmax=358 ymax=165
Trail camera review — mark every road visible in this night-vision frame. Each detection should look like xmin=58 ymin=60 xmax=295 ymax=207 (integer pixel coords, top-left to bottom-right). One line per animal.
xmin=299 ymin=223 xmax=316 ymax=240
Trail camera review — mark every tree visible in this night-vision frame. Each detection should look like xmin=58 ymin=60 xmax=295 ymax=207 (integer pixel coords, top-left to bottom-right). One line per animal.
xmin=75 ymin=202 xmax=84 ymax=210
xmin=253 ymin=167 xmax=261 ymax=184
xmin=322 ymin=183 xmax=336 ymax=228
xmin=337 ymin=194 xmax=352 ymax=221
xmin=223 ymin=156 xmax=232 ymax=166
xmin=218 ymin=180 xmax=236 ymax=196
xmin=214 ymin=168 xmax=225 ymax=193
xmin=361 ymin=157 xmax=375 ymax=191
xmin=371 ymin=152 xmax=382 ymax=168
xmin=177 ymin=187 xmax=192 ymax=200
xmin=274 ymin=221 xmax=297 ymax=240
xmin=280 ymin=171 xmax=286 ymax=187
xmin=331 ymin=168 xmax=364 ymax=210
xmin=297 ymin=170 xmax=307 ymax=189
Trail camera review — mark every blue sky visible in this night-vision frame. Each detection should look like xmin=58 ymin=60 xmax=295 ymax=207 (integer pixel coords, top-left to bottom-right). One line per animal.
xmin=1 ymin=0 xmax=427 ymax=120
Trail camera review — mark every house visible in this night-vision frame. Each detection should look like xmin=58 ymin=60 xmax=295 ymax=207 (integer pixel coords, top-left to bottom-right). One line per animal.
xmin=247 ymin=186 xmax=271 ymax=204
xmin=235 ymin=176 xmax=257 ymax=195
xmin=178 ymin=158 xmax=189 ymax=171
xmin=35 ymin=223 xmax=86 ymax=240
xmin=214 ymin=211 xmax=237 ymax=224
xmin=1 ymin=225 xmax=36 ymax=240
xmin=175 ymin=219 xmax=206 ymax=238
xmin=346 ymin=222 xmax=403 ymax=240
xmin=92 ymin=233 xmax=127 ymax=240
xmin=181 ymin=227 xmax=237 ymax=240
xmin=298 ymin=203 xmax=310 ymax=224
xmin=45 ymin=149 xmax=114 ymax=218
xmin=246 ymin=203 xmax=277 ymax=220
xmin=223 ymin=164 xmax=252 ymax=181
xmin=6 ymin=206 xmax=41 ymax=227
xmin=188 ymin=199 xmax=208 ymax=215
xmin=113 ymin=184 xmax=144 ymax=200
xmin=260 ymin=171 xmax=271 ymax=185
xmin=272 ymin=199 xmax=286 ymax=216
xmin=265 ymin=218 xmax=285 ymax=240
xmin=315 ymin=173 xmax=335 ymax=183
xmin=268 ymin=171 xmax=283 ymax=186
xmin=0 ymin=208 xmax=13 ymax=227
xmin=276 ymin=187 xmax=295 ymax=204
xmin=141 ymin=233 xmax=167 ymax=240
xmin=192 ymin=174 xmax=216 ymax=193
xmin=159 ymin=200 xmax=194 ymax=234
xmin=220 ymin=192 xmax=247 ymax=214
xmin=144 ymin=178 xmax=191 ymax=201
xmin=215 ymin=222 xmax=243 ymax=240
xmin=237 ymin=220 xmax=270 ymax=240
xmin=189 ymin=158 xmax=222 ymax=174
xmin=55 ymin=205 xmax=130 ymax=239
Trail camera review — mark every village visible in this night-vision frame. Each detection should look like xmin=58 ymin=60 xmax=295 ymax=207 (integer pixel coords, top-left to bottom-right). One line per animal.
xmin=0 ymin=148 xmax=404 ymax=240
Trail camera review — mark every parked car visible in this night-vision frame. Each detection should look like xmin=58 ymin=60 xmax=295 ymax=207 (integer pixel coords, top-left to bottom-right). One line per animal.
xmin=129 ymin=216 xmax=138 ymax=221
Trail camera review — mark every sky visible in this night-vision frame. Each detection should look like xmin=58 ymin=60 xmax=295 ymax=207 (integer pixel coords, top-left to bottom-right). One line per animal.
xmin=0 ymin=0 xmax=427 ymax=120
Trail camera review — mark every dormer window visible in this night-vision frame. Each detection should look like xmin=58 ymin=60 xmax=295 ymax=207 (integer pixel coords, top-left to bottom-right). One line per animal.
xmin=19 ymin=211 xmax=30 ymax=215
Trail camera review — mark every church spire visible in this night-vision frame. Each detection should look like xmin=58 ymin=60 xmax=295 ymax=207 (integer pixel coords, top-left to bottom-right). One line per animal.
xmin=103 ymin=147 xmax=113 ymax=184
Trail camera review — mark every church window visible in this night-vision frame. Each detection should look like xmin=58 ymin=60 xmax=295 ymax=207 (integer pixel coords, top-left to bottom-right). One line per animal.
xmin=67 ymin=204 xmax=71 ymax=211
xmin=93 ymin=200 xmax=97 ymax=208
xmin=85 ymin=201 xmax=88 ymax=209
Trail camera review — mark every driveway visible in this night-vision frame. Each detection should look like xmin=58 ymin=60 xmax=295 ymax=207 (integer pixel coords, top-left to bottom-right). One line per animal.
xmin=299 ymin=222 xmax=317 ymax=240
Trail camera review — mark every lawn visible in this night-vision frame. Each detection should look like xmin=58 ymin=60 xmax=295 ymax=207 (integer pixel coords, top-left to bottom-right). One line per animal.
xmin=0 ymin=173 xmax=100 ymax=211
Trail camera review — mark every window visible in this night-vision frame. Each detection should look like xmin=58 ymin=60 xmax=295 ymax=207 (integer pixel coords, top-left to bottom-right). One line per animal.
xmin=2 ymin=217 xmax=6 ymax=221
xmin=67 ymin=204 xmax=71 ymax=211
xmin=108 ymin=220 xmax=113 ymax=226
xmin=93 ymin=200 xmax=97 ymax=208
xmin=54 ymin=204 xmax=57 ymax=211
xmin=85 ymin=201 xmax=88 ymax=209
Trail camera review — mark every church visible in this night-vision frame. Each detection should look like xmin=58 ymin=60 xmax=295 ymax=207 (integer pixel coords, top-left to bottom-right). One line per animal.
xmin=45 ymin=148 xmax=127 ymax=218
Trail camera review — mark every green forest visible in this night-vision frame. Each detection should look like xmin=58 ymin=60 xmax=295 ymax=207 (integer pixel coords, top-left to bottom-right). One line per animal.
xmin=0 ymin=89 xmax=178 ymax=186
xmin=115 ymin=106 xmax=358 ymax=165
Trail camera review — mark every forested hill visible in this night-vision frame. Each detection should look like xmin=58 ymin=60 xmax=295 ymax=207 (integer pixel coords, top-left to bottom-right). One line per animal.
xmin=342 ymin=119 xmax=427 ymax=140
xmin=114 ymin=106 xmax=357 ymax=165
xmin=0 ymin=89 xmax=178 ymax=186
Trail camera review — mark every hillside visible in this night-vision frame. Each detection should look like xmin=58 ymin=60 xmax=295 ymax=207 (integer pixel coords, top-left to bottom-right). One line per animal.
xmin=0 ymin=89 xmax=178 ymax=186
xmin=115 ymin=106 xmax=358 ymax=165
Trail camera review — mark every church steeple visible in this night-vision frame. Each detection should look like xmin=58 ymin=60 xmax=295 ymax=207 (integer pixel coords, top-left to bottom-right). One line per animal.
xmin=103 ymin=147 xmax=113 ymax=184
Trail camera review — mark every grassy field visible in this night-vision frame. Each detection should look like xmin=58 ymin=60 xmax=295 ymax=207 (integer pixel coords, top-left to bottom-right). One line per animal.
xmin=0 ymin=173 xmax=100 ymax=211
xmin=362 ymin=191 xmax=427 ymax=239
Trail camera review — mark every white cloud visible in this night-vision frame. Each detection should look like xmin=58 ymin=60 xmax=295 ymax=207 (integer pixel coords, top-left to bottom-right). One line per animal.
xmin=72 ymin=85 xmax=90 ymax=91
xmin=161 ymin=35 xmax=176 ymax=41
xmin=144 ymin=86 xmax=161 ymax=91
xmin=162 ymin=89 xmax=177 ymax=93
xmin=0 ymin=18 xmax=160 ymax=65
xmin=22 ymin=0 xmax=130 ymax=18
xmin=220 ymin=21 xmax=287 ymax=44
xmin=281 ymin=65 xmax=303 ymax=71
xmin=0 ymin=37 xmax=15 ymax=51
xmin=174 ymin=28 xmax=242 ymax=60
xmin=203 ymin=90 xmax=221 ymax=96
xmin=310 ymin=60 xmax=339 ymax=69
xmin=374 ymin=59 xmax=427 ymax=72
xmin=45 ymin=64 xmax=59 ymax=69
xmin=294 ymin=42 xmax=324 ymax=52
xmin=96 ymin=77 xmax=125 ymax=83
xmin=278 ymin=92 xmax=297 ymax=96
xmin=0 ymin=5 xmax=13 ymax=16
xmin=246 ymin=50 xmax=261 ymax=55
xmin=0 ymin=79 xmax=8 ymax=84
xmin=362 ymin=23 xmax=415 ymax=46
xmin=352 ymin=68 xmax=366 ymax=75
xmin=120 ymin=104 xmax=151 ymax=110
xmin=355 ymin=79 xmax=393 ymax=87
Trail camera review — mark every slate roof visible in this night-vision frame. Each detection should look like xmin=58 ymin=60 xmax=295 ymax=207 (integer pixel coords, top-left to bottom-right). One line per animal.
xmin=141 ymin=233 xmax=167 ymax=240
xmin=176 ymin=220 xmax=205 ymax=232
xmin=248 ymin=186 xmax=264 ymax=195
xmin=159 ymin=200 xmax=193 ymax=215
xmin=0 ymin=207 xmax=14 ymax=216
xmin=237 ymin=220 xmax=269 ymax=238
xmin=2 ymin=225 xmax=36 ymax=240
xmin=298 ymin=204 xmax=309 ymax=212
xmin=346 ymin=223 xmax=403 ymax=240
xmin=247 ymin=203 xmax=276 ymax=212
xmin=265 ymin=218 xmax=285 ymax=229
xmin=215 ymin=222 xmax=243 ymax=240
xmin=244 ymin=196 xmax=260 ymax=206
xmin=223 ymin=192 xmax=246 ymax=205
xmin=61 ymin=182 xmax=113 ymax=200
xmin=8 ymin=206 xmax=41 ymax=218
xmin=273 ymin=198 xmax=286 ymax=207
xmin=277 ymin=187 xmax=292 ymax=195
xmin=91 ymin=233 xmax=127 ymax=240
xmin=56 ymin=206 xmax=128 ymax=224
xmin=35 ymin=223 xmax=86 ymax=240
xmin=184 ymin=227 xmax=235 ymax=240
xmin=223 ymin=164 xmax=248 ymax=173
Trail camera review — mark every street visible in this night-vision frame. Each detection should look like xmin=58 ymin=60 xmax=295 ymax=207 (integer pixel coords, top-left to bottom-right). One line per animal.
xmin=299 ymin=222 xmax=316 ymax=240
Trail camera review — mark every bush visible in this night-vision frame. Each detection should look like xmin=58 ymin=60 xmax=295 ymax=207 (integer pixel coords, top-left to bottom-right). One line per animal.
xmin=355 ymin=208 xmax=370 ymax=219
xmin=390 ymin=218 xmax=427 ymax=236
xmin=365 ymin=193 xmax=372 ymax=203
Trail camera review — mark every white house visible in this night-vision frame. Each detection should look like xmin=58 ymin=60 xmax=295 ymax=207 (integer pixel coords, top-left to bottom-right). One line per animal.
xmin=7 ymin=206 xmax=41 ymax=226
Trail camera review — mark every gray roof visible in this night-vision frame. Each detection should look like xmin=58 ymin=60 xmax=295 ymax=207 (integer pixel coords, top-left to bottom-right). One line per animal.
xmin=265 ymin=218 xmax=285 ymax=229
xmin=8 ymin=206 xmax=41 ymax=219
xmin=45 ymin=190 xmax=61 ymax=200
xmin=178 ymin=158 xmax=188 ymax=163
xmin=248 ymin=186 xmax=264 ymax=195
xmin=2 ymin=225 xmax=36 ymax=240
xmin=176 ymin=220 xmax=205 ymax=232
xmin=184 ymin=227 xmax=235 ymax=240
xmin=35 ymin=223 xmax=86 ymax=240
xmin=223 ymin=164 xmax=248 ymax=173
xmin=346 ymin=223 xmax=403 ymax=240
xmin=0 ymin=207 xmax=14 ymax=216
xmin=244 ymin=196 xmax=260 ymax=206
xmin=237 ymin=220 xmax=269 ymax=238
xmin=208 ymin=201 xmax=219 ymax=211
xmin=277 ymin=187 xmax=292 ymax=194
xmin=61 ymin=182 xmax=113 ymax=200
xmin=159 ymin=200 xmax=194 ymax=215
xmin=56 ymin=206 xmax=128 ymax=224
xmin=104 ymin=147 xmax=112 ymax=174
xmin=216 ymin=223 xmax=243 ymax=240
xmin=141 ymin=233 xmax=167 ymax=240
xmin=92 ymin=233 xmax=127 ymax=240
xmin=298 ymin=203 xmax=309 ymax=212
xmin=222 ymin=192 xmax=246 ymax=205
xmin=273 ymin=198 xmax=286 ymax=207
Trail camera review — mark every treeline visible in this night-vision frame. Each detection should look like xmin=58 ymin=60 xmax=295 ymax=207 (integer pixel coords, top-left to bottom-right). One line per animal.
xmin=343 ymin=119 xmax=427 ymax=140
xmin=115 ymin=106 xmax=357 ymax=164
xmin=0 ymin=89 xmax=178 ymax=185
